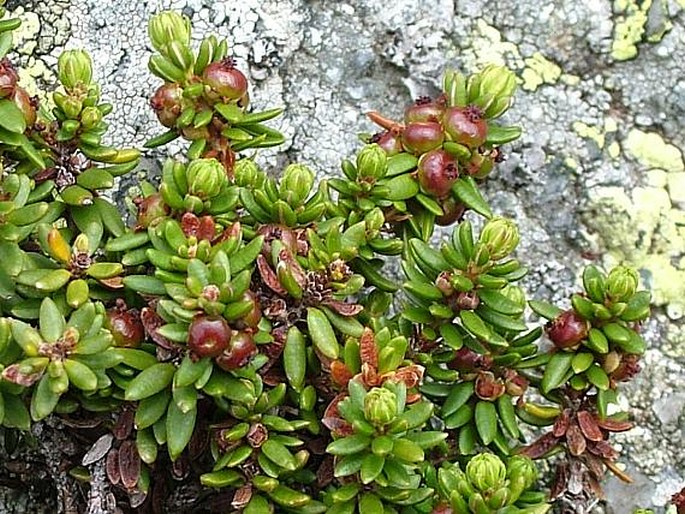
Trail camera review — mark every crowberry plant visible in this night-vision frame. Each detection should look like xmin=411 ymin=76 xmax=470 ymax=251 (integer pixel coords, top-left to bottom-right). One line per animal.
xmin=0 ymin=5 xmax=664 ymax=514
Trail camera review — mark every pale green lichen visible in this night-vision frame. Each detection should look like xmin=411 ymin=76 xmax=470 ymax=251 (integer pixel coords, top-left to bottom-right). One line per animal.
xmin=583 ymin=184 xmax=685 ymax=320
xmin=624 ymin=129 xmax=685 ymax=172
xmin=467 ymin=20 xmax=523 ymax=69
xmin=612 ymin=0 xmax=651 ymax=60
xmin=573 ymin=121 xmax=606 ymax=149
xmin=611 ymin=0 xmax=673 ymax=60
xmin=521 ymin=52 xmax=562 ymax=92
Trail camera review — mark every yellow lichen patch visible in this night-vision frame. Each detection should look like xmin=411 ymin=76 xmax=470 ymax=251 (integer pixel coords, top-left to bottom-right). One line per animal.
xmin=608 ymin=142 xmax=621 ymax=159
xmin=611 ymin=0 xmax=651 ymax=61
xmin=521 ymin=52 xmax=562 ymax=92
xmin=624 ymin=129 xmax=685 ymax=172
xmin=583 ymin=184 xmax=685 ymax=317
xmin=468 ymin=20 xmax=522 ymax=68
xmin=573 ymin=121 xmax=605 ymax=149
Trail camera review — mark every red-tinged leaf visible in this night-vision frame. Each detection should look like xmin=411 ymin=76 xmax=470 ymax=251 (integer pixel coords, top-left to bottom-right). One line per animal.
xmin=577 ymin=411 xmax=603 ymax=442
xmin=256 ymin=255 xmax=287 ymax=296
xmin=519 ymin=432 xmax=559 ymax=459
xmin=552 ymin=408 xmax=572 ymax=438
xmin=322 ymin=299 xmax=363 ymax=317
xmin=106 ymin=448 xmax=120 ymax=485
xmin=113 ymin=410 xmax=135 ymax=441
xmin=330 ymin=360 xmax=353 ymax=387
xmin=589 ymin=440 xmax=619 ymax=461
xmin=389 ymin=364 xmax=424 ymax=390
xmin=321 ymin=417 xmax=354 ymax=437
xmin=566 ymin=422 xmax=586 ymax=456
xmin=359 ymin=328 xmax=378 ymax=370
xmin=118 ymin=440 xmax=141 ymax=490
xmin=596 ymin=417 xmax=633 ymax=432
xmin=99 ymin=276 xmax=124 ymax=289
xmin=584 ymin=453 xmax=606 ymax=479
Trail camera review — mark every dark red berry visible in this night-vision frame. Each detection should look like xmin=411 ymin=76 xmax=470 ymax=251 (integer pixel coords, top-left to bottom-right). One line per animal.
xmin=369 ymin=130 xmax=402 ymax=156
xmin=188 ymin=315 xmax=231 ymax=358
xmin=203 ymin=58 xmax=248 ymax=101
xmin=105 ymin=309 xmax=145 ymax=348
xmin=150 ymin=83 xmax=183 ymax=128
xmin=546 ymin=310 xmax=589 ymax=349
xmin=136 ymin=193 xmax=169 ymax=228
xmin=435 ymin=197 xmax=466 ymax=226
xmin=215 ymin=331 xmax=256 ymax=370
xmin=404 ymin=97 xmax=445 ymax=124
xmin=416 ymin=149 xmax=458 ymax=198
xmin=0 ymin=58 xmax=18 ymax=99
xmin=401 ymin=121 xmax=444 ymax=155
xmin=443 ymin=105 xmax=487 ymax=147
xmin=448 ymin=347 xmax=491 ymax=372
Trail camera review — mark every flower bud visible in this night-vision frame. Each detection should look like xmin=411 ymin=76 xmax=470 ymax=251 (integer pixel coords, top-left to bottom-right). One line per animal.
xmin=356 ymin=144 xmax=388 ymax=180
xmin=507 ymin=455 xmax=537 ymax=490
xmin=435 ymin=271 xmax=455 ymax=296
xmin=279 ymin=163 xmax=314 ymax=207
xmin=465 ymin=453 xmax=507 ymax=492
xmin=479 ymin=217 xmax=519 ymax=260
xmin=148 ymin=10 xmax=191 ymax=54
xmin=468 ymin=64 xmax=517 ymax=119
xmin=61 ymin=96 xmax=83 ymax=119
xmin=234 ymin=158 xmax=265 ymax=188
xmin=186 ymin=158 xmax=227 ymax=199
xmin=605 ymin=265 xmax=639 ymax=302
xmin=364 ymin=387 xmax=398 ymax=427
xmin=58 ymin=50 xmax=93 ymax=89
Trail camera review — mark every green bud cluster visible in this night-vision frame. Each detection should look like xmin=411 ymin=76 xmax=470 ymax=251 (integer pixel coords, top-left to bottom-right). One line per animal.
xmin=434 ymin=455 xmax=548 ymax=513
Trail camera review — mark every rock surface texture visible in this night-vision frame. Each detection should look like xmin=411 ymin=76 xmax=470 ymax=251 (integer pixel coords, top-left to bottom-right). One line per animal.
xmin=2 ymin=0 xmax=684 ymax=512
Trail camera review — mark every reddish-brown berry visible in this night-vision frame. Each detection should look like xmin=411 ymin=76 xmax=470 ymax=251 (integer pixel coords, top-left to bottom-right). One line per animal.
xmin=369 ymin=130 xmax=402 ymax=156
xmin=401 ymin=121 xmax=444 ymax=155
xmin=546 ymin=310 xmax=589 ymax=348
xmin=443 ymin=105 xmax=487 ymax=147
xmin=203 ymin=58 xmax=248 ymax=101
xmin=236 ymin=291 xmax=262 ymax=329
xmin=416 ymin=149 xmax=458 ymax=198
xmin=188 ymin=315 xmax=231 ymax=358
xmin=105 ymin=309 xmax=145 ymax=348
xmin=404 ymin=97 xmax=446 ymax=123
xmin=215 ymin=331 xmax=257 ymax=370
xmin=150 ymin=83 xmax=183 ymax=128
